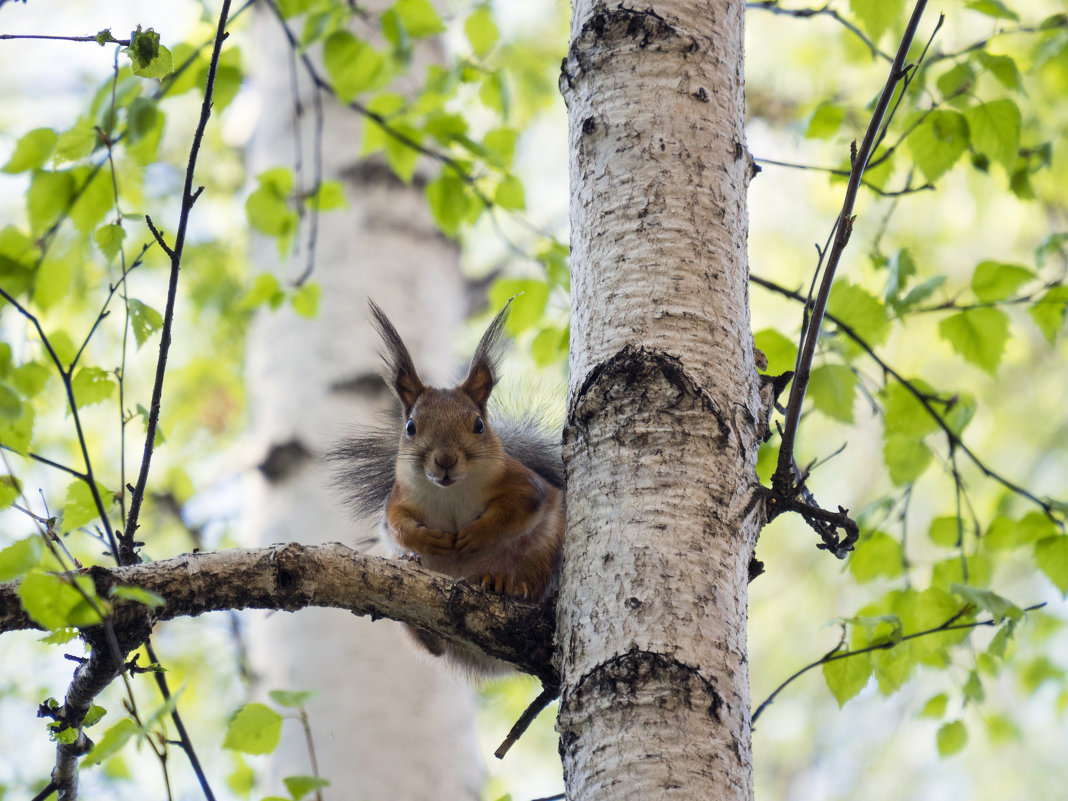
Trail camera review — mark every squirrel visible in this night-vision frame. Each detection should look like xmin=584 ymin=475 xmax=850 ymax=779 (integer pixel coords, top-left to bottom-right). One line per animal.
xmin=332 ymin=300 xmax=565 ymax=674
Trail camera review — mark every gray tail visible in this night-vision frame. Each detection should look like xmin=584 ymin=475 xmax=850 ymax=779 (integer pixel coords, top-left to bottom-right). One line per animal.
xmin=327 ymin=420 xmax=399 ymax=520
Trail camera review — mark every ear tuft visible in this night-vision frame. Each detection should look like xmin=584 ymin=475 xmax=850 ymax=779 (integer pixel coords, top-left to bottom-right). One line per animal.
xmin=460 ymin=301 xmax=511 ymax=409
xmin=368 ymin=300 xmax=425 ymax=414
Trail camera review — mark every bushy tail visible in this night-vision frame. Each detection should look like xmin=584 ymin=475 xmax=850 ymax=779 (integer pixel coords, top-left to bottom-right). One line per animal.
xmin=327 ymin=421 xmax=400 ymax=520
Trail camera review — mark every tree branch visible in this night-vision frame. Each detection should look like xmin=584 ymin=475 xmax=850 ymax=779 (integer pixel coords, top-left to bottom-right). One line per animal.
xmin=751 ymin=273 xmax=1064 ymax=523
xmin=0 ymin=544 xmax=557 ymax=681
xmin=751 ymin=602 xmax=1046 ymax=725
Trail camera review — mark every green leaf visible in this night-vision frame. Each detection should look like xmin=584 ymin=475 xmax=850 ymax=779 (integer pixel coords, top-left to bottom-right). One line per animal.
xmin=826 ymin=279 xmax=891 ymax=346
xmin=227 ymin=757 xmax=256 ymax=798
xmin=483 ymin=127 xmax=519 ymax=170
xmin=18 ymin=571 xmax=105 ymax=629
xmin=1035 ymin=535 xmax=1068 ymax=596
xmin=882 ymin=380 xmax=939 ymax=438
xmin=0 ymin=536 xmax=42 ymax=582
xmin=488 ymin=279 xmax=551 ymax=336
xmin=849 ymin=0 xmax=904 ymax=44
xmin=70 ymin=167 xmax=115 ymax=234
xmin=494 ymin=175 xmax=525 ymax=211
xmin=238 ymin=273 xmax=286 ymax=311
xmin=944 ymin=392 xmax=976 ymax=435
xmin=0 ymin=382 xmax=22 ymax=420
xmin=822 ymin=651 xmax=872 ymax=706
xmin=283 ymin=776 xmax=331 ymax=800
xmin=936 ymin=63 xmax=975 ymax=100
xmin=479 ymin=70 xmax=507 ymax=115
xmin=0 ymin=473 xmax=20 ymax=510
xmin=907 ymin=110 xmax=969 ymax=182
xmin=85 ymin=718 xmax=138 ymax=766
xmin=929 ymin=516 xmax=961 ymax=548
xmin=530 ymin=325 xmax=568 ymax=367
xmin=62 ymin=480 xmax=111 ymax=531
xmin=965 ymin=0 xmax=1019 ymax=21
xmin=324 ymin=32 xmax=384 ymax=102
xmin=805 ymin=103 xmax=847 ymax=140
xmin=974 ymin=51 xmax=1023 ymax=92
xmin=937 ymin=720 xmax=968 ymax=757
xmin=246 ymin=168 xmax=298 ymax=255
xmin=306 ymin=181 xmax=346 ymax=212
xmin=849 ymin=531 xmax=902 ymax=582
xmin=72 ymin=366 xmax=117 ymax=408
xmin=883 ymin=435 xmax=932 ymax=485
xmin=360 ymin=93 xmax=406 ymax=156
xmin=899 ymin=275 xmax=946 ymax=310
xmin=2 ymin=128 xmax=57 ymax=174
xmin=0 ymin=402 xmax=35 ymax=453
xmin=11 ymin=359 xmax=49 ymax=398
xmin=55 ymin=118 xmax=98 ymax=163
xmin=291 ymin=283 xmax=321 ymax=319
xmin=1028 ymin=285 xmax=1068 ymax=344
xmin=127 ymin=299 xmax=164 ymax=348
xmin=125 ymin=28 xmax=173 ymax=79
xmin=268 ymin=689 xmax=317 ymax=708
xmin=109 ymin=585 xmax=165 ymax=608
xmin=383 ymin=124 xmax=423 ymax=183
xmin=392 ymin=0 xmax=446 ymax=38
xmin=920 ymin=693 xmax=948 ymax=718
xmin=425 ymin=171 xmax=472 ymax=236
xmin=83 ymin=704 xmax=107 ymax=728
xmin=753 ymin=328 xmax=797 ymax=375
xmin=34 ymin=254 xmax=74 ymax=312
xmin=223 ymin=703 xmax=283 ymax=755
xmin=950 ymin=583 xmax=1020 ymax=620
xmin=93 ymin=224 xmax=126 ymax=263
xmin=964 ymin=99 xmax=1021 ymax=171
xmin=465 ymin=6 xmax=499 ymax=58
xmin=809 ymin=363 xmax=857 ymax=423
xmin=27 ymin=171 xmax=75 ymax=236
xmin=938 ymin=307 xmax=1009 ymax=373
xmin=971 ymin=260 xmax=1033 ymax=302
xmin=883 ymin=248 xmax=917 ymax=302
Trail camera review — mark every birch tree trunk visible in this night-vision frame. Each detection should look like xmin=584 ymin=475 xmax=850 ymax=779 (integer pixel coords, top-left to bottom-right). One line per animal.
xmin=558 ymin=2 xmax=761 ymax=799
xmin=243 ymin=8 xmax=482 ymax=799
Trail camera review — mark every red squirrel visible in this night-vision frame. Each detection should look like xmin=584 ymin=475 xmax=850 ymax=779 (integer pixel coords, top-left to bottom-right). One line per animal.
xmin=335 ymin=300 xmax=565 ymax=670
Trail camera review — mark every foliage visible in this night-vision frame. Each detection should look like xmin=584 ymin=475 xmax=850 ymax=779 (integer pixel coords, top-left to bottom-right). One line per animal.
xmin=0 ymin=0 xmax=1065 ymax=800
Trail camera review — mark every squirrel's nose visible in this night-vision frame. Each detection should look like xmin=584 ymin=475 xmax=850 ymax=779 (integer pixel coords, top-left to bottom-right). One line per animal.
xmin=434 ymin=452 xmax=458 ymax=471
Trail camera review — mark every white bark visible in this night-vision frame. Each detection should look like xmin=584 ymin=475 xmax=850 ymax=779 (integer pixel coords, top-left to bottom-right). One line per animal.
xmin=558 ymin=2 xmax=761 ymax=800
xmin=243 ymin=9 xmax=482 ymax=800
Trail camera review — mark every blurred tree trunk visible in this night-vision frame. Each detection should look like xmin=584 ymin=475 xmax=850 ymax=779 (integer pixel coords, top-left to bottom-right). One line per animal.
xmin=243 ymin=7 xmax=482 ymax=799
xmin=558 ymin=2 xmax=761 ymax=799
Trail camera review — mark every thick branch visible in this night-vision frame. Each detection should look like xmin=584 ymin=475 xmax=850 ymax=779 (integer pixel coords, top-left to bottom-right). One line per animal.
xmin=0 ymin=543 xmax=556 ymax=682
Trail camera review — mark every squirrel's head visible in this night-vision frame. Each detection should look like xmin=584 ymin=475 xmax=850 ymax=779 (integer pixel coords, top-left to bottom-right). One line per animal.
xmin=368 ymin=299 xmax=510 ymax=488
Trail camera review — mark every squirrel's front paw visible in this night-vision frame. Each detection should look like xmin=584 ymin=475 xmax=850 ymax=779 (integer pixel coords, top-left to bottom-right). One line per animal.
xmin=411 ymin=526 xmax=454 ymax=557
xmin=472 ymin=573 xmax=530 ymax=600
xmin=398 ymin=552 xmax=423 ymax=565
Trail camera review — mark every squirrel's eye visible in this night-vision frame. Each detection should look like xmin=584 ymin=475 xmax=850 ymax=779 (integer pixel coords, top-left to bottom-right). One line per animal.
xmin=473 ymin=416 xmax=484 ymax=434
xmin=405 ymin=419 xmax=416 ymax=437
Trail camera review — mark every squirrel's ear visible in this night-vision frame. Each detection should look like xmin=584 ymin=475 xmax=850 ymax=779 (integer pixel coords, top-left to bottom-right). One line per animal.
xmin=368 ymin=300 xmax=425 ymax=415
xmin=460 ymin=301 xmax=509 ymax=409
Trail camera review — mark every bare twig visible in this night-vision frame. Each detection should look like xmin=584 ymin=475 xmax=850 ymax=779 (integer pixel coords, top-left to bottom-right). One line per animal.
xmin=773 ymin=1 xmax=930 ymax=494
xmin=494 ymin=682 xmax=558 ymax=759
xmin=746 ymin=1 xmax=893 ymax=61
xmin=123 ymin=0 xmax=233 ymax=560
